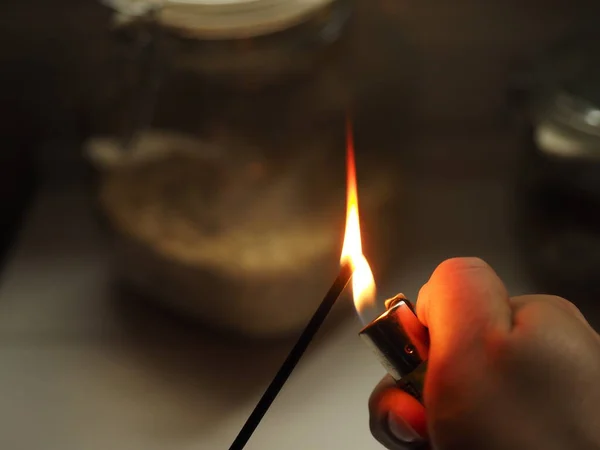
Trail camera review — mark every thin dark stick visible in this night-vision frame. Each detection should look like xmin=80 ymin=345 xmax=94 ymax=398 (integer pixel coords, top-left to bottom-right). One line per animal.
xmin=228 ymin=261 xmax=354 ymax=450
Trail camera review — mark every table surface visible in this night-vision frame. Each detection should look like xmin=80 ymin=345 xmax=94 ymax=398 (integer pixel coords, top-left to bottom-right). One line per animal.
xmin=0 ymin=149 xmax=535 ymax=450
xmin=0 ymin=0 xmax=595 ymax=449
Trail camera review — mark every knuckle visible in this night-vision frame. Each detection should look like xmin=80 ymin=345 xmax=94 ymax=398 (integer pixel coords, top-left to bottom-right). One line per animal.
xmin=435 ymin=257 xmax=489 ymax=277
xmin=547 ymin=295 xmax=583 ymax=317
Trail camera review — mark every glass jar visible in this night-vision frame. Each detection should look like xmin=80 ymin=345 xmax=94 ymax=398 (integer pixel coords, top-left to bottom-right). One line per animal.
xmin=102 ymin=0 xmax=353 ymax=85
xmin=513 ymin=24 xmax=600 ymax=323
xmin=85 ymin=0 xmax=395 ymax=338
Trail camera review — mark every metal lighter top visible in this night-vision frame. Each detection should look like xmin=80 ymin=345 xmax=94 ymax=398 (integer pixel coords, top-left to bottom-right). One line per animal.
xmin=359 ymin=294 xmax=429 ymax=402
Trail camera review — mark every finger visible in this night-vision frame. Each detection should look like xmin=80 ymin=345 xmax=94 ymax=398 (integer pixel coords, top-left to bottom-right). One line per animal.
xmin=416 ymin=257 xmax=512 ymax=357
xmin=510 ymin=295 xmax=599 ymax=339
xmin=369 ymin=375 xmax=428 ymax=449
xmin=510 ymin=295 xmax=588 ymax=324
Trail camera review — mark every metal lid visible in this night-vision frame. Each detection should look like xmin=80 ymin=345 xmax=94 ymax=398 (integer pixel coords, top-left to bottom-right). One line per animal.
xmin=534 ymin=92 xmax=600 ymax=160
xmin=104 ymin=0 xmax=336 ymax=38
xmin=521 ymin=25 xmax=600 ymax=160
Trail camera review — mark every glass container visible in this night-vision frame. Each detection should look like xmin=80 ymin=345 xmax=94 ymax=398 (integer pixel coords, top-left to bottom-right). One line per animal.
xmin=513 ymin=24 xmax=600 ymax=322
xmin=85 ymin=0 xmax=395 ymax=337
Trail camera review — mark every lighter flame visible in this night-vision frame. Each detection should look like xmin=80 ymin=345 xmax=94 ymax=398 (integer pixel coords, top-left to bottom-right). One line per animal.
xmin=341 ymin=119 xmax=376 ymax=323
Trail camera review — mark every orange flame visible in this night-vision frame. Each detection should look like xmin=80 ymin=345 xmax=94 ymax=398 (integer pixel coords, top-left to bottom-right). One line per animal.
xmin=341 ymin=119 xmax=376 ymax=323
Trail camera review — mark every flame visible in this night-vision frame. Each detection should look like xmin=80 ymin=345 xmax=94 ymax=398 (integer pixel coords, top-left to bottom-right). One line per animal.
xmin=341 ymin=119 xmax=376 ymax=323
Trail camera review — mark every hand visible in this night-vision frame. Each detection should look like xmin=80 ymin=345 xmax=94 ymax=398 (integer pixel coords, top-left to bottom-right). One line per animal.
xmin=368 ymin=257 xmax=600 ymax=450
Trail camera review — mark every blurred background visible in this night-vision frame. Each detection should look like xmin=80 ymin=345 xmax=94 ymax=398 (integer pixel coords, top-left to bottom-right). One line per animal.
xmin=0 ymin=0 xmax=599 ymax=448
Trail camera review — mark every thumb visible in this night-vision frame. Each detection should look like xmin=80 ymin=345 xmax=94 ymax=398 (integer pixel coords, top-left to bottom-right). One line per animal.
xmin=369 ymin=375 xmax=429 ymax=449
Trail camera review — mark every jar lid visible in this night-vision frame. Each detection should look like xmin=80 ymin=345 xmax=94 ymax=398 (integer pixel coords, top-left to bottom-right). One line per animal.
xmin=105 ymin=0 xmax=336 ymax=39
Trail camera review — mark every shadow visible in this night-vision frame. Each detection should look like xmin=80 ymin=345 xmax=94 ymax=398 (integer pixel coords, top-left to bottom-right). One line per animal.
xmin=104 ymin=277 xmax=356 ymax=441
xmin=0 ymin=181 xmax=357 ymax=444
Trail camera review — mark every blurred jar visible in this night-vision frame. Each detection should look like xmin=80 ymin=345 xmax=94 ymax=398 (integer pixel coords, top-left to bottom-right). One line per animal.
xmin=102 ymin=0 xmax=353 ymax=87
xmin=86 ymin=0 xmax=392 ymax=337
xmin=513 ymin=24 xmax=600 ymax=315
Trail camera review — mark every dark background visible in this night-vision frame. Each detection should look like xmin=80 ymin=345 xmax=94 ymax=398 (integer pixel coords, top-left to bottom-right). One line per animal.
xmin=0 ymin=0 xmax=599 ymax=312
xmin=0 ymin=2 xmax=599 ymax=449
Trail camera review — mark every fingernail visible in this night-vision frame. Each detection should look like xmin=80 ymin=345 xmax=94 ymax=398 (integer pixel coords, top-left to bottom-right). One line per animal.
xmin=387 ymin=413 xmax=422 ymax=443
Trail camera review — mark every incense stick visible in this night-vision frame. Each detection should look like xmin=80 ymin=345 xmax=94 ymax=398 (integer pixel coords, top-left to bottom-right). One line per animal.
xmin=228 ymin=261 xmax=354 ymax=450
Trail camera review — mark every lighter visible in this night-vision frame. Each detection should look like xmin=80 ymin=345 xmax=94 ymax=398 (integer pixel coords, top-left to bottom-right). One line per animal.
xmin=359 ymin=294 xmax=429 ymax=402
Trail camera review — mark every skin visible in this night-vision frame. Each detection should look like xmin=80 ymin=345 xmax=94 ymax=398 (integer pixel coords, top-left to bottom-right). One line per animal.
xmin=369 ymin=257 xmax=600 ymax=450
